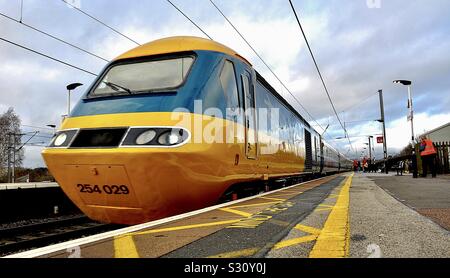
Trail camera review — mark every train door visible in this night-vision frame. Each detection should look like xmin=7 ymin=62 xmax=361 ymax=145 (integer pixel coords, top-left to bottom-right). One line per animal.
xmin=320 ymin=138 xmax=324 ymax=173
xmin=338 ymin=153 xmax=341 ymax=172
xmin=314 ymin=136 xmax=319 ymax=172
xmin=305 ymin=129 xmax=312 ymax=171
xmin=241 ymin=72 xmax=257 ymax=159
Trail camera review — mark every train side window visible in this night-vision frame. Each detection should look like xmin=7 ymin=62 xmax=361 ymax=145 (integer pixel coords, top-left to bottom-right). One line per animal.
xmin=220 ymin=60 xmax=240 ymax=112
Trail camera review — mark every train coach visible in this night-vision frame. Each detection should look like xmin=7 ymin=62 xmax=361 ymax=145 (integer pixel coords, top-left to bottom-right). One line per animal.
xmin=43 ymin=36 xmax=352 ymax=225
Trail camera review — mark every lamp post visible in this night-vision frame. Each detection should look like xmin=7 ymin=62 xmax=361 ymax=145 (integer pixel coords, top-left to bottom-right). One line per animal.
xmin=363 ymin=143 xmax=369 ymax=157
xmin=368 ymin=135 xmax=373 ymax=161
xmin=394 ymin=80 xmax=418 ymax=178
xmin=393 ymin=80 xmax=414 ymax=147
xmin=377 ymin=89 xmax=388 ymax=174
xmin=66 ymin=83 xmax=83 ymax=116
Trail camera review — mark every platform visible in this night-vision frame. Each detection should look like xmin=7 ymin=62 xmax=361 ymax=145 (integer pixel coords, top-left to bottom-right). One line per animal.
xmin=5 ymin=173 xmax=450 ymax=258
xmin=0 ymin=182 xmax=58 ymax=190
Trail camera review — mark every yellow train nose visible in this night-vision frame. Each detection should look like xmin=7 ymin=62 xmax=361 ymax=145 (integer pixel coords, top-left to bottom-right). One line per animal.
xmin=42 ymin=147 xmax=235 ymax=225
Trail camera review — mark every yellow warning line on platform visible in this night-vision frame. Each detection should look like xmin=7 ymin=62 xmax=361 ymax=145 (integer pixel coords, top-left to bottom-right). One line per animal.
xmin=315 ymin=204 xmax=334 ymax=212
xmin=269 ymin=192 xmax=299 ymax=198
xmin=114 ymin=219 xmax=243 ymax=257
xmin=309 ymin=174 xmax=353 ymax=258
xmin=132 ymin=219 xmax=242 ymax=236
xmin=318 ymin=204 xmax=334 ymax=208
xmin=207 ymin=247 xmax=259 ymax=258
xmin=257 ymin=196 xmax=286 ymax=201
xmin=274 ymin=235 xmax=317 ymax=249
xmin=219 ymin=208 xmax=252 ymax=217
xmin=295 ymin=224 xmax=322 ymax=235
xmin=219 ymin=201 xmax=283 ymax=217
xmin=227 ymin=201 xmax=280 ymax=209
xmin=114 ymin=235 xmax=139 ymax=258
xmin=273 ymin=224 xmax=321 ymax=250
xmin=281 ymin=190 xmax=304 ymax=193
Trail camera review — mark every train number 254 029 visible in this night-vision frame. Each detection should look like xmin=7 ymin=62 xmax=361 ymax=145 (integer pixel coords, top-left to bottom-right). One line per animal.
xmin=77 ymin=184 xmax=130 ymax=195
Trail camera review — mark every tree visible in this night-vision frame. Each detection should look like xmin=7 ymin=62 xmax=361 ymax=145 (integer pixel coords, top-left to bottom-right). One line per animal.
xmin=399 ymin=144 xmax=413 ymax=156
xmin=0 ymin=107 xmax=24 ymax=181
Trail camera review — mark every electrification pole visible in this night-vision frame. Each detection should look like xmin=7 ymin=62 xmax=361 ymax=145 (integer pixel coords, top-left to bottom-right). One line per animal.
xmin=12 ymin=134 xmax=16 ymax=183
xmin=7 ymin=133 xmax=11 ymax=183
xmin=378 ymin=90 xmax=388 ymax=174
xmin=407 ymin=84 xmax=414 ymax=145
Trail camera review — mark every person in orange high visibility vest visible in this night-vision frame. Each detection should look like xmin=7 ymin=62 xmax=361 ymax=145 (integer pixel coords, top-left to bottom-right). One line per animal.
xmin=362 ymin=157 xmax=368 ymax=173
xmin=419 ymin=137 xmax=437 ymax=178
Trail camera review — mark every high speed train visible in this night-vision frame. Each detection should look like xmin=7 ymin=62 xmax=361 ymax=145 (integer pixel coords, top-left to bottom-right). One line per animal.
xmin=43 ymin=36 xmax=352 ymax=225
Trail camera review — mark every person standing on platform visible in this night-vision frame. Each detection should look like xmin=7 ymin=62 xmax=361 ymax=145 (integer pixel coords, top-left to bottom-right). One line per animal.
xmin=397 ymin=160 xmax=404 ymax=176
xmin=362 ymin=157 xmax=367 ymax=173
xmin=411 ymin=150 xmax=418 ymax=178
xmin=420 ymin=137 xmax=437 ymax=178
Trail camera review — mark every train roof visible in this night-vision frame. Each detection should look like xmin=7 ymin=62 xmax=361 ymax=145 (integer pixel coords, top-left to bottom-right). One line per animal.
xmin=255 ymin=72 xmax=312 ymax=130
xmin=114 ymin=36 xmax=251 ymax=66
xmin=113 ymin=36 xmax=348 ymax=157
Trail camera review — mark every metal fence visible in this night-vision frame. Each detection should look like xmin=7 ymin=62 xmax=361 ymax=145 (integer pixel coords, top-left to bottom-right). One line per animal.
xmin=435 ymin=142 xmax=450 ymax=174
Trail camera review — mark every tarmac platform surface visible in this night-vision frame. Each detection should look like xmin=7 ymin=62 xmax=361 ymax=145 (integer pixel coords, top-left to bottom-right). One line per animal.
xmin=6 ymin=173 xmax=450 ymax=258
xmin=350 ymin=173 xmax=450 ymax=258
xmin=371 ymin=174 xmax=450 ymax=231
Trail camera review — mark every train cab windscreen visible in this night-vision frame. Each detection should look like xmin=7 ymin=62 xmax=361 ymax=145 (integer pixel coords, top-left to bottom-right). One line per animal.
xmin=90 ymin=56 xmax=195 ymax=97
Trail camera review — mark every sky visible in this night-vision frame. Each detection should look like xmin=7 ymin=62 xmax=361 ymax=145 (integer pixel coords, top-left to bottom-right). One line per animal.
xmin=0 ymin=0 xmax=449 ymax=168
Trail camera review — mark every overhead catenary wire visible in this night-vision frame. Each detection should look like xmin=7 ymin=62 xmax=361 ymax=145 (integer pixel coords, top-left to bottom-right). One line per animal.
xmin=288 ymin=0 xmax=344 ymax=131
xmin=0 ymin=36 xmax=98 ymax=77
xmin=288 ymin=0 xmax=353 ymax=151
xmin=4 ymin=2 xmax=339 ymax=146
xmin=16 ymin=0 xmax=325 ymax=138
xmin=166 ymin=0 xmax=212 ymax=40
xmin=21 ymin=124 xmax=56 ymax=131
xmin=60 ymin=0 xmax=141 ymax=46
xmin=22 ymin=134 xmax=54 ymax=140
xmin=22 ymin=144 xmax=48 ymax=147
xmin=0 ymin=11 xmax=110 ymax=62
xmin=339 ymin=91 xmax=378 ymax=114
xmin=208 ymin=0 xmax=326 ymax=133
xmin=316 ymin=119 xmax=379 ymax=127
xmin=58 ymin=0 xmax=330 ymax=142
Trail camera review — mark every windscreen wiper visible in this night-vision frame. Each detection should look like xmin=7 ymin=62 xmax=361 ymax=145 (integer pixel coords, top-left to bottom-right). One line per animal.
xmin=103 ymin=81 xmax=133 ymax=94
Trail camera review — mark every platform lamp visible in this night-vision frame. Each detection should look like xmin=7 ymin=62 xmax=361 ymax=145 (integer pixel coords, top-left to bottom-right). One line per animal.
xmin=66 ymin=83 xmax=83 ymax=116
xmin=393 ymin=80 xmax=419 ymax=178
xmin=368 ymin=135 xmax=374 ymax=161
xmin=393 ymin=80 xmax=414 ymax=147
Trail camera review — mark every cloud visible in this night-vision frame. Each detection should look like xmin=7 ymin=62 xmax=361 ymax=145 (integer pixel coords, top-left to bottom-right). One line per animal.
xmin=387 ymin=112 xmax=450 ymax=148
xmin=0 ymin=62 xmax=62 ymax=81
xmin=1 ymin=0 xmax=449 ymax=167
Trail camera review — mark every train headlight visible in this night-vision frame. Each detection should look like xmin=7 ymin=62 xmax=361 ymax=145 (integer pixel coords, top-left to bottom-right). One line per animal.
xmin=157 ymin=131 xmax=181 ymax=145
xmin=54 ymin=133 xmax=68 ymax=146
xmin=47 ymin=129 xmax=78 ymax=148
xmin=136 ymin=129 xmax=156 ymax=145
xmin=121 ymin=127 xmax=189 ymax=147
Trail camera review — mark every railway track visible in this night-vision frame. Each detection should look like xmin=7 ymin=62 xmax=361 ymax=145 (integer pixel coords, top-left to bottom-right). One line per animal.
xmin=0 ymin=215 xmax=121 ymax=256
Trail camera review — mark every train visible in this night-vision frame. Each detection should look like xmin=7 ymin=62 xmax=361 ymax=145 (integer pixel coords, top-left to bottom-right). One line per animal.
xmin=42 ymin=36 xmax=352 ymax=225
